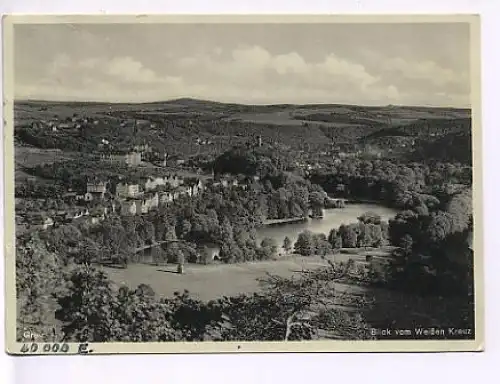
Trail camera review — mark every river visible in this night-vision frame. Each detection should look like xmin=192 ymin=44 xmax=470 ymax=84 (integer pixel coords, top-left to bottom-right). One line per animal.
xmin=200 ymin=203 xmax=397 ymax=259
xmin=255 ymin=203 xmax=398 ymax=247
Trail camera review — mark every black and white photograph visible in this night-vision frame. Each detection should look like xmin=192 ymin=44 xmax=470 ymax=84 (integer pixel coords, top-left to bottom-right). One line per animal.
xmin=3 ymin=15 xmax=482 ymax=354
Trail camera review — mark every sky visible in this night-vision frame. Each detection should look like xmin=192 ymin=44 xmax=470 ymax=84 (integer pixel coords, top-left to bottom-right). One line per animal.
xmin=13 ymin=22 xmax=471 ymax=107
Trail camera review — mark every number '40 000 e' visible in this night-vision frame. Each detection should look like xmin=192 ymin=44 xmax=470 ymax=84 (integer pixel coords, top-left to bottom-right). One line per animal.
xmin=20 ymin=343 xmax=70 ymax=353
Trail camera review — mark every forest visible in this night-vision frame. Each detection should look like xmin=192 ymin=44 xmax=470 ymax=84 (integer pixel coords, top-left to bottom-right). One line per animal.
xmin=16 ymin=157 xmax=474 ymax=342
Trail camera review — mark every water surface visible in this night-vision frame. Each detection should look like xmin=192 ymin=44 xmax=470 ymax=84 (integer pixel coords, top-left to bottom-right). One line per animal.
xmin=256 ymin=203 xmax=398 ymax=247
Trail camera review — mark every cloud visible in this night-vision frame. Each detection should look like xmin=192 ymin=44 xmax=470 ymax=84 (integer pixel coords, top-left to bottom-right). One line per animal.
xmin=173 ymin=46 xmax=391 ymax=101
xmin=15 ymin=45 xmax=469 ymax=107
xmin=382 ymin=56 xmax=468 ymax=89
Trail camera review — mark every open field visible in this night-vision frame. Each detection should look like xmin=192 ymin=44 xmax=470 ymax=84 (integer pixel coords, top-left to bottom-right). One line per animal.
xmin=104 ymin=251 xmax=381 ymax=301
xmin=105 ymin=255 xmax=332 ymax=301
xmin=14 ymin=146 xmax=83 ymax=184
xmin=15 ymin=146 xmax=80 ymax=168
xmin=104 ymin=248 xmax=465 ymax=331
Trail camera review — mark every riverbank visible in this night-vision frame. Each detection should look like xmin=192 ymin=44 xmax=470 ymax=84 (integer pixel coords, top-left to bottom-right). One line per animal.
xmin=255 ymin=203 xmax=398 ymax=245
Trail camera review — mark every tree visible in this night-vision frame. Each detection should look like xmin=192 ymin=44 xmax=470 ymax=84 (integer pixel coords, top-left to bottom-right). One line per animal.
xmin=358 ymin=212 xmax=382 ymax=225
xmin=220 ymin=217 xmax=234 ymax=242
xmin=101 ymin=222 xmax=131 ymax=257
xmin=151 ymin=245 xmax=166 ymax=266
xmin=76 ymin=238 xmax=100 ymax=265
xmin=215 ymin=266 xmax=373 ymax=341
xmin=294 ymin=230 xmax=315 ymax=256
xmin=16 ymin=233 xmax=65 ymax=341
xmin=447 ymin=188 xmax=472 ymax=233
xmin=333 ymin=234 xmax=343 ymax=251
xmin=340 ymin=224 xmax=358 ymax=248
xmin=176 ymin=219 xmax=192 ymax=240
xmin=314 ymin=234 xmax=332 ymax=258
xmin=56 ymin=265 xmax=116 ymax=342
xmin=309 ymin=191 xmax=326 ymax=207
xmin=282 ymin=236 xmax=293 ymax=255
xmin=400 ymin=234 xmax=414 ymax=256
xmin=135 ymin=283 xmax=156 ymax=298
xmin=219 ymin=239 xmax=244 ymax=263
xmin=369 ymin=224 xmax=383 ymax=247
xmin=327 ymin=229 xmax=338 ymax=248
xmin=260 ymin=237 xmax=279 ymax=259
xmin=388 ymin=210 xmax=422 ymax=249
xmin=165 ymin=243 xmax=182 ymax=263
xmin=426 ymin=211 xmax=455 ymax=245
xmin=164 ymin=224 xmax=177 ymax=241
xmin=200 ymin=246 xmax=212 ymax=265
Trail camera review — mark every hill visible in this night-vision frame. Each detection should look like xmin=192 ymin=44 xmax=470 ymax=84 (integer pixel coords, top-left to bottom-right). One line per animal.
xmin=358 ymin=117 xmax=472 ymax=164
xmin=14 ymin=99 xmax=472 ymax=160
xmin=408 ymin=131 xmax=472 ymax=164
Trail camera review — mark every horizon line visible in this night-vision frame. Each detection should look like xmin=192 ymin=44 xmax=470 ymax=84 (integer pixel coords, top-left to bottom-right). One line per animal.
xmin=13 ymin=97 xmax=472 ymax=110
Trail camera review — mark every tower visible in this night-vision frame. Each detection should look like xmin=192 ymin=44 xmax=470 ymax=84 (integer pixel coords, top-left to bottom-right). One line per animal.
xmin=133 ymin=120 xmax=138 ymax=136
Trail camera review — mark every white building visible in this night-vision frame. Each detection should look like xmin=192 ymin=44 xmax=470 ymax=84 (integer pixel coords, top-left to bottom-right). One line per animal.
xmin=116 ymin=182 xmax=140 ymax=198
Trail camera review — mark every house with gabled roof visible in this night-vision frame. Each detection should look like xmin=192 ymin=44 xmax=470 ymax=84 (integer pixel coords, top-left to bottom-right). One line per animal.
xmin=144 ymin=191 xmax=159 ymax=210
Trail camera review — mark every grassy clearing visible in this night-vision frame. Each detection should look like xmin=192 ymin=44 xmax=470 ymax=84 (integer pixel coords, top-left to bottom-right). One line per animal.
xmin=103 ymin=250 xmax=388 ymax=302
xmin=105 ymin=255 xmax=335 ymax=301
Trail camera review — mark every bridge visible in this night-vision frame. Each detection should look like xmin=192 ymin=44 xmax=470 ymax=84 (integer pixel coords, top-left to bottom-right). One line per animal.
xmin=263 ymin=217 xmax=308 ymax=226
xmin=133 ymin=239 xmax=187 ymax=254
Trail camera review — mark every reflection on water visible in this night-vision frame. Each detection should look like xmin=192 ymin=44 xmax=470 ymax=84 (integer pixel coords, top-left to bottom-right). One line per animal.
xmin=256 ymin=204 xmax=398 ymax=247
xmin=204 ymin=204 xmax=398 ymax=257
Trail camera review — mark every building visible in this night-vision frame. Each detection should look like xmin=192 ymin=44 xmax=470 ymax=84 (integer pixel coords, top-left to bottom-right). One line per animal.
xmin=145 ymin=192 xmax=159 ymax=210
xmin=165 ymin=174 xmax=182 ymax=188
xmin=41 ymin=217 xmax=54 ymax=230
xmin=72 ymin=208 xmax=90 ymax=219
xmin=185 ymin=178 xmax=204 ymax=197
xmin=100 ymin=152 xmax=122 ymax=164
xmin=177 ymin=186 xmax=189 ymax=197
xmin=120 ymin=200 xmax=138 ymax=216
xmin=143 ymin=176 xmax=168 ymax=192
xmin=85 ymin=179 xmax=107 ymax=201
xmin=115 ymin=182 xmax=140 ymax=198
xmin=161 ymin=153 xmax=168 ymax=167
xmin=120 ymin=195 xmax=156 ymax=216
xmin=138 ymin=198 xmax=150 ymax=214
xmin=125 ymin=151 xmax=142 ymax=166
xmin=100 ymin=150 xmax=142 ymax=167
xmin=57 ymin=122 xmax=73 ymax=129
xmin=133 ymin=143 xmax=151 ymax=153
xmin=28 ymin=215 xmax=54 ymax=230
xmin=90 ymin=214 xmax=103 ymax=225
xmin=159 ymin=191 xmax=174 ymax=205
xmin=62 ymin=191 xmax=78 ymax=203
